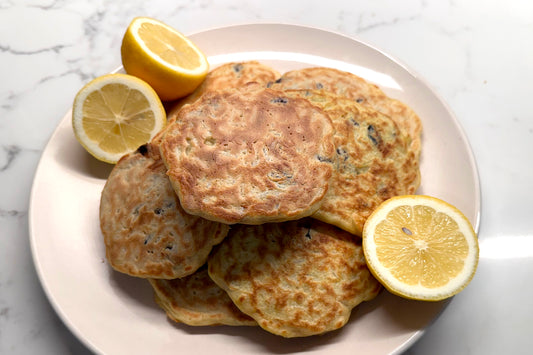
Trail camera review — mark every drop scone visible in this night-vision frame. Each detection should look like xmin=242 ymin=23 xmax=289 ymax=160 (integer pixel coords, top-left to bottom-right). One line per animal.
xmin=149 ymin=266 xmax=257 ymax=326
xmin=153 ymin=61 xmax=280 ymax=145
xmin=99 ymin=143 xmax=229 ymax=279
xmin=284 ymin=90 xmax=420 ymax=236
xmin=208 ymin=219 xmax=381 ymax=337
xmin=268 ymin=67 xmax=422 ymax=157
xmin=159 ymin=85 xmax=335 ymax=224
xmin=168 ymin=61 xmax=280 ymax=121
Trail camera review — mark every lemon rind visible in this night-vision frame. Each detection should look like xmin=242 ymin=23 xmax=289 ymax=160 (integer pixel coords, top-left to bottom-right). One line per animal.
xmin=128 ymin=17 xmax=209 ymax=76
xmin=72 ymin=73 xmax=166 ymax=164
xmin=362 ymin=195 xmax=479 ymax=301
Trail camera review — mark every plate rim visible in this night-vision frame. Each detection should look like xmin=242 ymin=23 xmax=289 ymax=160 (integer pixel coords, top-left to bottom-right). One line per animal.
xmin=28 ymin=22 xmax=481 ymax=355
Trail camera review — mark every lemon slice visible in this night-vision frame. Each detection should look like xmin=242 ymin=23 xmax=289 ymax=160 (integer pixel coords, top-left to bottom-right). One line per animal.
xmin=121 ymin=17 xmax=209 ymax=101
xmin=362 ymin=195 xmax=479 ymax=301
xmin=72 ymin=73 xmax=166 ymax=164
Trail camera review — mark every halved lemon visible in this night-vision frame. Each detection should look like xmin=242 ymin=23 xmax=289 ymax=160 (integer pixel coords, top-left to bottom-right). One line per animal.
xmin=121 ymin=17 xmax=209 ymax=101
xmin=72 ymin=73 xmax=166 ymax=164
xmin=362 ymin=195 xmax=479 ymax=301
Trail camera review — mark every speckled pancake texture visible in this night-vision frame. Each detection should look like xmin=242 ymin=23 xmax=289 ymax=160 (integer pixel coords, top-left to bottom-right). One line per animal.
xmin=99 ymin=143 xmax=229 ymax=279
xmin=268 ymin=66 xmax=422 ymax=157
xmin=159 ymin=85 xmax=335 ymax=225
xmin=168 ymin=61 xmax=280 ymax=121
xmin=98 ymin=61 xmax=425 ymax=339
xmin=153 ymin=61 xmax=281 ymax=146
xmin=208 ymin=219 xmax=382 ymax=337
xmin=284 ymin=90 xmax=420 ymax=236
xmin=149 ymin=266 xmax=257 ymax=326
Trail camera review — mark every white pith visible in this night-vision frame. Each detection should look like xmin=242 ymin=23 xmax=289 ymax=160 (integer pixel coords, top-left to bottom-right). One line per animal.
xmin=129 ymin=18 xmax=208 ymax=75
xmin=363 ymin=195 xmax=479 ymax=300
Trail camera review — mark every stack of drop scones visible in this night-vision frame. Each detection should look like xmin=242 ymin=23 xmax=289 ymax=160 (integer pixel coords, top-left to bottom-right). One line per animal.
xmin=99 ymin=61 xmax=422 ymax=337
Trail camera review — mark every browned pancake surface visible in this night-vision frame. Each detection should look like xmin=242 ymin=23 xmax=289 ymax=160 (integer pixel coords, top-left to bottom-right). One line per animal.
xmin=268 ymin=67 xmax=422 ymax=157
xmin=208 ymin=219 xmax=382 ymax=337
xmin=169 ymin=61 xmax=279 ymax=120
xmin=149 ymin=266 xmax=256 ymax=326
xmin=153 ymin=61 xmax=280 ymax=146
xmin=284 ymin=90 xmax=420 ymax=235
xmin=159 ymin=86 xmax=335 ymax=224
xmin=99 ymin=143 xmax=229 ymax=279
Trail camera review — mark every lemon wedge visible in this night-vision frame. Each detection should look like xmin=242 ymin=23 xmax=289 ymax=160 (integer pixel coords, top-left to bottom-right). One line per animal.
xmin=121 ymin=17 xmax=209 ymax=101
xmin=72 ymin=73 xmax=166 ymax=164
xmin=362 ymin=195 xmax=479 ymax=301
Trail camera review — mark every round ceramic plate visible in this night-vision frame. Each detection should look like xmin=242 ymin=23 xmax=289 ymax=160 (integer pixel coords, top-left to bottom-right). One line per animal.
xmin=29 ymin=23 xmax=480 ymax=355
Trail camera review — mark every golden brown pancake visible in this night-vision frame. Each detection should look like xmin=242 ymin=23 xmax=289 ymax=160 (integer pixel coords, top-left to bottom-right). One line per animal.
xmin=208 ymin=219 xmax=382 ymax=338
xmin=99 ymin=143 xmax=229 ymax=279
xmin=149 ymin=266 xmax=257 ymax=326
xmin=168 ymin=61 xmax=280 ymax=121
xmin=159 ymin=85 xmax=335 ymax=225
xmin=268 ymin=67 xmax=422 ymax=157
xmin=284 ymin=90 xmax=420 ymax=236
xmin=153 ymin=61 xmax=280 ymax=146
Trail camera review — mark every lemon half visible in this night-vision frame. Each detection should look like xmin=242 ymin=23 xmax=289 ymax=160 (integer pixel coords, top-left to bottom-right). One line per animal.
xmin=121 ymin=17 xmax=209 ymax=101
xmin=72 ymin=73 xmax=166 ymax=164
xmin=362 ymin=195 xmax=479 ymax=301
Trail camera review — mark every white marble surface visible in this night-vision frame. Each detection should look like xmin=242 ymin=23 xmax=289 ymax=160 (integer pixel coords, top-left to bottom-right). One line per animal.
xmin=1 ymin=0 xmax=532 ymax=354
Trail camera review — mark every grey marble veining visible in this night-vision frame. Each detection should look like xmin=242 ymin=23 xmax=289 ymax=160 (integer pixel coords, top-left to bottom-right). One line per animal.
xmin=1 ymin=0 xmax=533 ymax=354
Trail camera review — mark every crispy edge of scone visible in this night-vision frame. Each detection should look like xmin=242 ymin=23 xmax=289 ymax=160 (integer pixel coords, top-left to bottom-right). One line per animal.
xmin=152 ymin=61 xmax=280 ymax=147
xmin=166 ymin=61 xmax=281 ymax=122
xmin=148 ymin=266 xmax=257 ymax=327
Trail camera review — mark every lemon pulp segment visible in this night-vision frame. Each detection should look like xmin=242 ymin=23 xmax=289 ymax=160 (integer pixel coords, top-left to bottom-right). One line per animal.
xmin=374 ymin=204 xmax=470 ymax=288
xmin=137 ymin=22 xmax=202 ymax=70
xmin=72 ymin=74 xmax=166 ymax=164
xmin=81 ymin=84 xmax=155 ymax=154
xmin=362 ymin=195 xmax=479 ymax=301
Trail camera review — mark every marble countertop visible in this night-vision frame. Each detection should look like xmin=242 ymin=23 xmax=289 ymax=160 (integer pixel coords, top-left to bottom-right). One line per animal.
xmin=1 ymin=0 xmax=532 ymax=354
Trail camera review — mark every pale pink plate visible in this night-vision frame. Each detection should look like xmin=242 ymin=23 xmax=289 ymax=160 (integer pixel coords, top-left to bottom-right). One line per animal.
xmin=29 ymin=23 xmax=480 ymax=355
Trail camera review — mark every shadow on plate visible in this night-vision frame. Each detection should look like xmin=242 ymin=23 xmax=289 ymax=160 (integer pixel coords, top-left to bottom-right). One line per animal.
xmin=107 ymin=269 xmax=160 ymax=312
xmin=379 ymin=291 xmax=449 ymax=330
xmin=105 ymin=268 xmax=342 ymax=353
xmin=160 ymin=290 xmax=385 ymax=354
xmin=167 ymin=316 xmax=346 ymax=354
xmin=53 ymin=124 xmax=114 ymax=180
xmin=104 ymin=267 xmax=447 ymax=353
